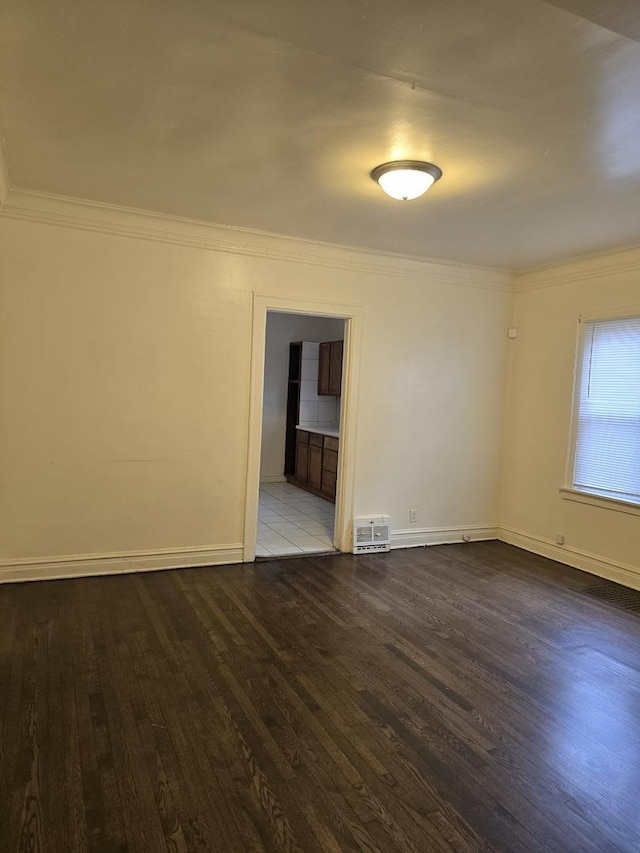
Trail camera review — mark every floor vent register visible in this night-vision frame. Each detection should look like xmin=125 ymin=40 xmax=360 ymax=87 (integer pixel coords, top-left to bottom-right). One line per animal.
xmin=580 ymin=583 xmax=640 ymax=616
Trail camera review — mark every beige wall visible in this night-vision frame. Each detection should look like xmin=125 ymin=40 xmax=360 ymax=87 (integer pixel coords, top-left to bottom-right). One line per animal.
xmin=0 ymin=194 xmax=511 ymax=577
xmin=5 ymin=192 xmax=637 ymax=588
xmin=501 ymin=248 xmax=640 ymax=587
xmin=260 ymin=312 xmax=343 ymax=480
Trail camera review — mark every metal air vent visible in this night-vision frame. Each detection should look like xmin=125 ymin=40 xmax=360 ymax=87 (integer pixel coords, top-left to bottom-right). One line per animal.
xmin=580 ymin=584 xmax=640 ymax=615
xmin=353 ymin=516 xmax=391 ymax=554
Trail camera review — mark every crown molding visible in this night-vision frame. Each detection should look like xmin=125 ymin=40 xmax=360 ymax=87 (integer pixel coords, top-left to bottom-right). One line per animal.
xmin=0 ymin=138 xmax=10 ymax=206
xmin=3 ymin=175 xmax=640 ymax=296
xmin=514 ymin=243 xmax=640 ymax=292
xmin=0 ymin=187 xmax=513 ymax=292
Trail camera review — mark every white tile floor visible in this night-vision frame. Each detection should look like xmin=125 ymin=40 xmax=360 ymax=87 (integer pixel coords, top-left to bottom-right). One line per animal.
xmin=256 ymin=481 xmax=335 ymax=557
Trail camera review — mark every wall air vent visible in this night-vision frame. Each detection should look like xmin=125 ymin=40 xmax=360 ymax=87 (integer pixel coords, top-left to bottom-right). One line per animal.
xmin=353 ymin=516 xmax=391 ymax=554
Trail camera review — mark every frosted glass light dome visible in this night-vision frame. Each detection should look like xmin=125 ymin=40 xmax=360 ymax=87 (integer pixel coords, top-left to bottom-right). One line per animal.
xmin=371 ymin=161 xmax=442 ymax=201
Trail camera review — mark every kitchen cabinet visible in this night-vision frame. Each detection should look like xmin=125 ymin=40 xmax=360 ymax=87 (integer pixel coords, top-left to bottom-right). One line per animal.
xmin=308 ymin=434 xmax=323 ymax=489
xmin=295 ymin=433 xmax=309 ymax=482
xmin=318 ymin=340 xmax=343 ymax=396
xmin=318 ymin=342 xmax=331 ymax=397
xmin=329 ymin=341 xmax=343 ymax=395
xmin=285 ymin=342 xmax=303 ymax=479
xmin=285 ymin=340 xmax=340 ymax=477
xmin=289 ymin=429 xmax=339 ymax=501
xmin=321 ymin=435 xmax=338 ymax=498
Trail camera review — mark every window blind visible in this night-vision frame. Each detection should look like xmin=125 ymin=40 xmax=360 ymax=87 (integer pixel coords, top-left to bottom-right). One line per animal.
xmin=573 ymin=316 xmax=640 ymax=504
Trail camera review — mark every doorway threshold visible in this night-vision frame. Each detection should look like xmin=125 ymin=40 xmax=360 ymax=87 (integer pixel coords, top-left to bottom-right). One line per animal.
xmin=257 ymin=481 xmax=335 ymax=558
xmin=256 ymin=549 xmax=337 ymax=562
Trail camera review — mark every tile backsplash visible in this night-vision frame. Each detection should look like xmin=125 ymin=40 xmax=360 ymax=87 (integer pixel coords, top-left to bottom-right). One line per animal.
xmin=299 ymin=341 xmax=338 ymax=427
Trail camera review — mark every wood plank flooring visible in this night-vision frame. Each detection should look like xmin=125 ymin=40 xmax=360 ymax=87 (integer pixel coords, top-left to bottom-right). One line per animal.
xmin=2 ymin=541 xmax=640 ymax=852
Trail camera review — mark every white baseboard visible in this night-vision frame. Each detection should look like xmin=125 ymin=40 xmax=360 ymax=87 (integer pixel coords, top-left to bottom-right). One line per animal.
xmin=391 ymin=524 xmax=499 ymax=550
xmin=498 ymin=526 xmax=640 ymax=591
xmin=0 ymin=544 xmax=244 ymax=584
xmin=259 ymin=475 xmax=287 ymax=484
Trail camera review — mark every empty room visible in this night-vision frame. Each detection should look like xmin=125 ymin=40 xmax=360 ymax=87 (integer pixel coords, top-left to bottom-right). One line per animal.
xmin=1 ymin=1 xmax=640 ymax=851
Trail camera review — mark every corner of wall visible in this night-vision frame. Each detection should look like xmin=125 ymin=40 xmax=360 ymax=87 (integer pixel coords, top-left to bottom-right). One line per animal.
xmin=498 ymin=526 xmax=640 ymax=591
xmin=498 ymin=252 xmax=640 ymax=588
xmin=495 ymin=272 xmax=518 ymax=528
xmin=0 ymin=135 xmax=10 ymax=206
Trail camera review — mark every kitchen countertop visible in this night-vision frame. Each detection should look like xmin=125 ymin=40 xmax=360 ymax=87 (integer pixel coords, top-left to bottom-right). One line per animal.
xmin=296 ymin=424 xmax=340 ymax=438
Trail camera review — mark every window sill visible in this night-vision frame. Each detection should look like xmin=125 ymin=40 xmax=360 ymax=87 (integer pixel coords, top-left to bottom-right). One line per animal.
xmin=559 ymin=487 xmax=640 ymax=518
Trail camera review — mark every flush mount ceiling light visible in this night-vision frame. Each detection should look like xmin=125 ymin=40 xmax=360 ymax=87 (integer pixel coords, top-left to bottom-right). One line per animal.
xmin=370 ymin=160 xmax=442 ymax=201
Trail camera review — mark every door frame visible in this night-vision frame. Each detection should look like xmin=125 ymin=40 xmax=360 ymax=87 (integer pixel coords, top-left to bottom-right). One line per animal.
xmin=243 ymin=293 xmax=363 ymax=562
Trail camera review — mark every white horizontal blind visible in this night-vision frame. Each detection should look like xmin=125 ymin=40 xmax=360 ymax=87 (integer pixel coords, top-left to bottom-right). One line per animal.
xmin=573 ymin=317 xmax=640 ymax=504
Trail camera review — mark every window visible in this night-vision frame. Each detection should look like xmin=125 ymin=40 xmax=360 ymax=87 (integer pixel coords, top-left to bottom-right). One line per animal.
xmin=570 ymin=316 xmax=640 ymax=506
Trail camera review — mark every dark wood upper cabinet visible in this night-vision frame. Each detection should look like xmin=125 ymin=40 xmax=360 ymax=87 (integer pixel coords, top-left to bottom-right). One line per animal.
xmin=329 ymin=340 xmax=343 ymax=396
xmin=318 ymin=342 xmax=331 ymax=396
xmin=318 ymin=340 xmax=343 ymax=396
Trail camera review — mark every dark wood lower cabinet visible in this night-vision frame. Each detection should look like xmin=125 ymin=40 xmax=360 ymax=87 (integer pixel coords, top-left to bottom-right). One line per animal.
xmin=288 ymin=429 xmax=339 ymax=501
xmin=321 ymin=468 xmax=336 ymax=497
xmin=308 ymin=443 xmax=323 ymax=489
xmin=295 ymin=437 xmax=308 ymax=482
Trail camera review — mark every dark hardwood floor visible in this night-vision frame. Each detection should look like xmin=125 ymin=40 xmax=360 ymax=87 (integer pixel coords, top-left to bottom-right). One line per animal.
xmin=2 ymin=541 xmax=640 ymax=852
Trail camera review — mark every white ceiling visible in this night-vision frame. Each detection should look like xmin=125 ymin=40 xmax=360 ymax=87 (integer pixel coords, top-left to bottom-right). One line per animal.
xmin=2 ymin=0 xmax=640 ymax=268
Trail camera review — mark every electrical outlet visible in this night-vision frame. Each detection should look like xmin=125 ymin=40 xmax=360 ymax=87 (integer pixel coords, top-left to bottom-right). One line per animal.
xmin=409 ymin=509 xmax=418 ymax=523
xmin=556 ymin=534 xmax=565 ymax=545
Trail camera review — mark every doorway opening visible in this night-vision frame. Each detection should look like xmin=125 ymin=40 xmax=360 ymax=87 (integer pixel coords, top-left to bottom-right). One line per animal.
xmin=256 ymin=313 xmax=345 ymax=558
xmin=244 ymin=295 xmax=362 ymax=563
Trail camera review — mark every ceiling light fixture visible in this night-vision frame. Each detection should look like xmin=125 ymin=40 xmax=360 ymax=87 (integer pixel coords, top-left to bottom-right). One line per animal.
xmin=370 ymin=160 xmax=442 ymax=201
